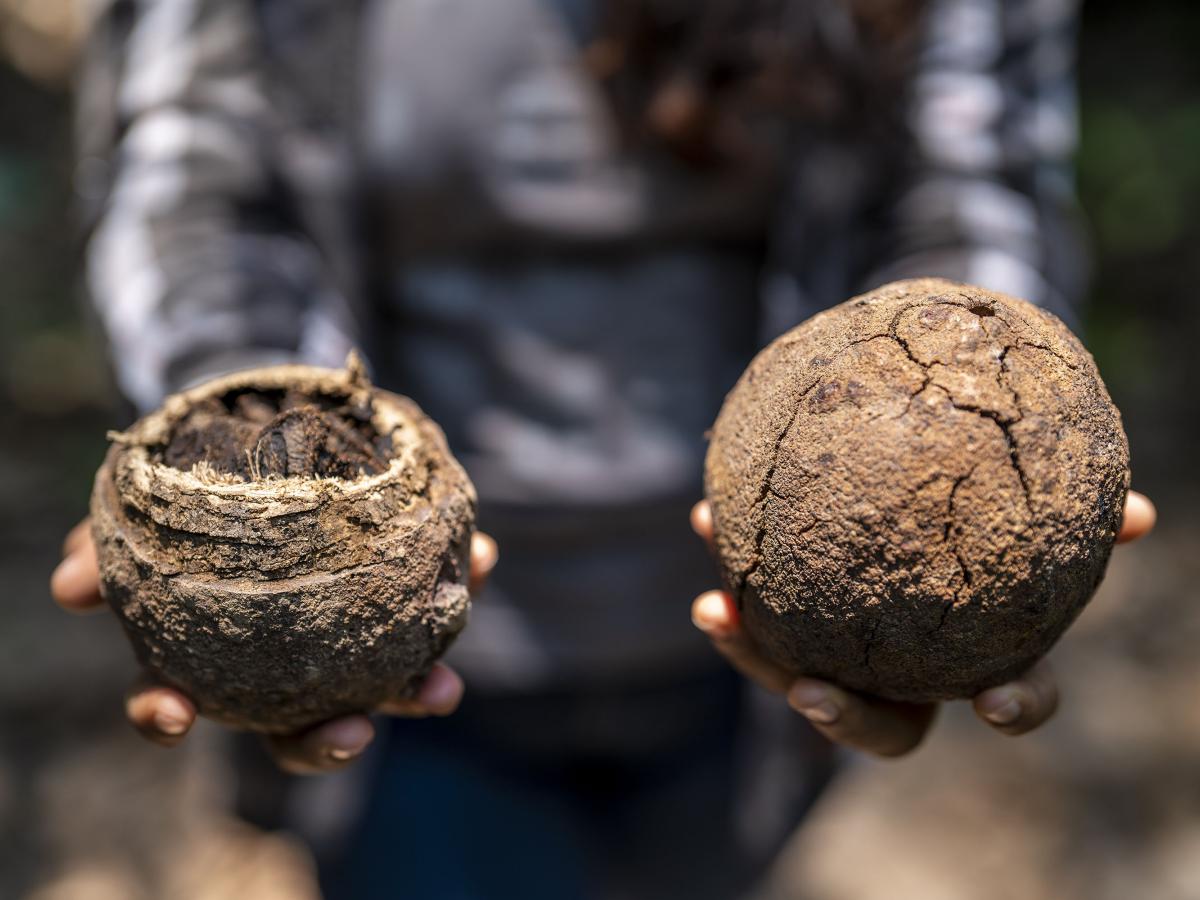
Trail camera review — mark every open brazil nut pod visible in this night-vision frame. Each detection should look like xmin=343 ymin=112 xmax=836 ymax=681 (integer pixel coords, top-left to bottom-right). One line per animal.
xmin=90 ymin=355 xmax=476 ymax=733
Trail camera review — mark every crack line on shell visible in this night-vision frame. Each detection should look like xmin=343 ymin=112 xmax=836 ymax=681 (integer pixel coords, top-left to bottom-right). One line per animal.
xmin=942 ymin=465 xmax=980 ymax=623
xmin=879 ymin=370 xmax=933 ymax=423
xmin=888 ymin=300 xmax=1034 ymax=515
xmin=987 ymin=299 xmax=1083 ymax=371
xmin=888 ymin=302 xmax=929 ymax=370
xmin=738 ymin=311 xmax=939 ymax=605
xmin=737 ymin=333 xmax=896 ymax=606
xmin=737 ymin=300 xmax=1037 ymax=609
xmin=738 ymin=388 xmax=814 ymax=608
xmin=940 ymin=391 xmax=1033 ymax=513
xmin=1017 ymin=340 xmax=1080 ymax=370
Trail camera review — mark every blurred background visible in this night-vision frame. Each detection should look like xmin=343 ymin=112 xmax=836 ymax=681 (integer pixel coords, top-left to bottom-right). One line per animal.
xmin=0 ymin=0 xmax=1195 ymax=897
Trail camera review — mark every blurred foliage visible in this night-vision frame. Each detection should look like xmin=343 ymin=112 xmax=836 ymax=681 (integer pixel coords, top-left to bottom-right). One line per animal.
xmin=1077 ymin=0 xmax=1200 ymax=497
xmin=1082 ymin=106 xmax=1194 ymax=259
xmin=0 ymin=56 xmax=110 ymax=418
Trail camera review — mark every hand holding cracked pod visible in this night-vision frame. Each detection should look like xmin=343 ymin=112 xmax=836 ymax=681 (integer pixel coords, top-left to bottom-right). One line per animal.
xmin=90 ymin=356 xmax=476 ymax=733
xmin=704 ymin=279 xmax=1129 ymax=703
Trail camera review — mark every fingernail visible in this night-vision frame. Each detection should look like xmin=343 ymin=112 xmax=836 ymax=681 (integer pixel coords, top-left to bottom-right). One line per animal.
xmin=982 ymin=697 xmax=1022 ymax=726
xmin=788 ymin=684 xmax=841 ymax=725
xmin=419 ymin=673 xmax=460 ymax=714
xmin=323 ymin=719 xmax=373 ymax=761
xmin=51 ymin=554 xmax=82 ymax=588
xmin=691 ymin=593 xmax=731 ymax=636
xmin=153 ymin=697 xmax=191 ymax=736
xmin=800 ymin=702 xmax=841 ymax=725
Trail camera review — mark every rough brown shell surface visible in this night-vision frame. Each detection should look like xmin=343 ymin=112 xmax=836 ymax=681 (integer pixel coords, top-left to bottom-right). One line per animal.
xmin=704 ymin=279 xmax=1130 ymax=701
xmin=91 ymin=361 xmax=477 ymax=733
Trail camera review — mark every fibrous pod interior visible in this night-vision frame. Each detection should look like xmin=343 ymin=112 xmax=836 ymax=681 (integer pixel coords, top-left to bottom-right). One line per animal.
xmin=91 ymin=358 xmax=476 ymax=733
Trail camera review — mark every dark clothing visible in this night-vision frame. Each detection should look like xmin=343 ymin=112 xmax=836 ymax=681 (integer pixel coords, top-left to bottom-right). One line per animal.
xmin=317 ymin=672 xmax=836 ymax=900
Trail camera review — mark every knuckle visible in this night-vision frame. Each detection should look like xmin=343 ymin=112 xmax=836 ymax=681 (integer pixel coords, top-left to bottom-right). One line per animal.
xmin=275 ymin=756 xmax=319 ymax=776
xmin=268 ymin=741 xmax=323 ymax=775
xmin=875 ymin=736 xmax=922 ymax=758
xmin=865 ymin=722 xmax=924 ymax=757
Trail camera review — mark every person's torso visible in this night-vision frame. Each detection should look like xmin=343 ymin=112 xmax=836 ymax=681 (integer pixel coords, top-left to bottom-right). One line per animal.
xmin=261 ymin=0 xmax=896 ymax=685
xmin=356 ymin=0 xmax=778 ymax=509
xmin=346 ymin=0 xmax=782 ymax=684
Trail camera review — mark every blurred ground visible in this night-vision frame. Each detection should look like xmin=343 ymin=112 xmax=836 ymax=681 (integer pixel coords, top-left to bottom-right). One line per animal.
xmin=0 ymin=1 xmax=1196 ymax=898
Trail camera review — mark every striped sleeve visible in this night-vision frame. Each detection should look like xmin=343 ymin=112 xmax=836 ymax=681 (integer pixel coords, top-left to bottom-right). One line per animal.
xmin=867 ymin=0 xmax=1087 ymax=324
xmin=76 ymin=0 xmax=358 ymax=412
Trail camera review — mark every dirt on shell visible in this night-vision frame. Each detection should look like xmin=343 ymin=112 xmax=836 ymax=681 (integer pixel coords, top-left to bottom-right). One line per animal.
xmin=704 ymin=278 xmax=1130 ymax=702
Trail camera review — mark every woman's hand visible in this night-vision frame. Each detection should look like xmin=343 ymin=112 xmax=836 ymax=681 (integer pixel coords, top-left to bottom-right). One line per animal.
xmin=690 ymin=492 xmax=1157 ymax=758
xmin=50 ymin=521 xmax=498 ymax=774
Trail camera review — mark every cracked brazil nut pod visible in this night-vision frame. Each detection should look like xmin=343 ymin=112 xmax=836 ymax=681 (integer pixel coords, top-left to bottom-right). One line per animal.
xmin=705 ymin=279 xmax=1130 ymax=702
xmin=90 ymin=355 xmax=476 ymax=733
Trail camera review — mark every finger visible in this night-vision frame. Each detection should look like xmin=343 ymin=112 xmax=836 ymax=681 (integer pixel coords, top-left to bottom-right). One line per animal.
xmin=62 ymin=519 xmax=91 ymax=556
xmin=50 ymin=539 xmax=105 ymax=613
xmin=265 ymin=715 xmax=377 ymax=775
xmin=377 ymin=663 xmax=464 ymax=718
xmin=1117 ymin=491 xmax=1156 ymax=544
xmin=690 ymin=500 xmax=714 ymax=550
xmin=692 ymin=591 xmax=794 ymax=694
xmin=468 ymin=531 xmax=498 ymax=595
xmin=973 ymin=660 xmax=1059 ymax=736
xmin=787 ymin=678 xmax=938 ymax=758
xmin=124 ymin=678 xmax=197 ymax=747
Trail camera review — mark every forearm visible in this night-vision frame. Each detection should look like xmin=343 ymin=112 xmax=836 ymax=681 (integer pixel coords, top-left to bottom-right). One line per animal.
xmin=88 ymin=200 xmax=353 ymax=408
xmin=866 ymin=0 xmax=1086 ymax=324
xmin=79 ymin=0 xmax=357 ymax=411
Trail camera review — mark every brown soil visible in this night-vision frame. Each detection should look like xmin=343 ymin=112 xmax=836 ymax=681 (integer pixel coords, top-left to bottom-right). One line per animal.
xmin=705 ymin=279 xmax=1130 ymax=701
xmin=162 ymin=388 xmax=393 ymax=480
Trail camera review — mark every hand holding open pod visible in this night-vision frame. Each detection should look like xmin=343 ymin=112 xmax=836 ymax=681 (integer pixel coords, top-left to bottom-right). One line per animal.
xmin=90 ymin=355 xmax=476 ymax=733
